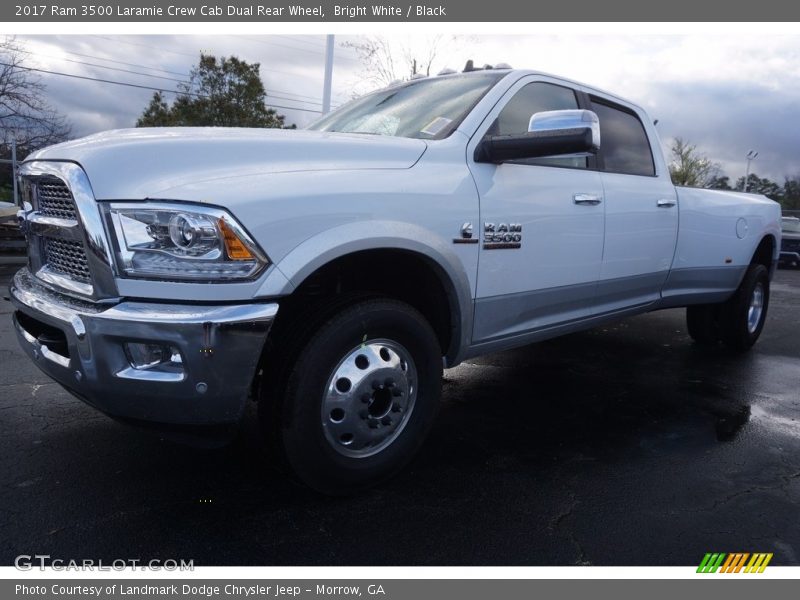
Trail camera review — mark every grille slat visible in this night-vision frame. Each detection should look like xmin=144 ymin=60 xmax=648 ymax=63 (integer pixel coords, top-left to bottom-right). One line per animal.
xmin=36 ymin=178 xmax=78 ymax=220
xmin=25 ymin=174 xmax=93 ymax=290
xmin=43 ymin=238 xmax=92 ymax=283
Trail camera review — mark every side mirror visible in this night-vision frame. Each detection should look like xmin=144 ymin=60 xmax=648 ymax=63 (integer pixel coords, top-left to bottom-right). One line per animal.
xmin=474 ymin=109 xmax=601 ymax=163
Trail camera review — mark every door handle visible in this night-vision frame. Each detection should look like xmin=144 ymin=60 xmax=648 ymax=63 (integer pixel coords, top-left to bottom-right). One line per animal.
xmin=573 ymin=193 xmax=602 ymax=205
xmin=657 ymin=199 xmax=677 ymax=208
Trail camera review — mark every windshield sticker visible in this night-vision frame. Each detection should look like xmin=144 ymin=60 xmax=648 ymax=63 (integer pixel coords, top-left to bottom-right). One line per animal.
xmin=420 ymin=117 xmax=453 ymax=136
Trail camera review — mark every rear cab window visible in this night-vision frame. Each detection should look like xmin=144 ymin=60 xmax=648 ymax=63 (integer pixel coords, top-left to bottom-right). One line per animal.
xmin=590 ymin=97 xmax=655 ymax=177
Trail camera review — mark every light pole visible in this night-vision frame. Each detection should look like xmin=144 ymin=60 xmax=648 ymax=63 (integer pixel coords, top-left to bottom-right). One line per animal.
xmin=322 ymin=34 xmax=334 ymax=115
xmin=744 ymin=150 xmax=758 ymax=192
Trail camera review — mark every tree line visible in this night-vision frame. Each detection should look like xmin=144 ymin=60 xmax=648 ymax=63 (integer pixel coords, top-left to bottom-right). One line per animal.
xmin=669 ymin=137 xmax=799 ymax=210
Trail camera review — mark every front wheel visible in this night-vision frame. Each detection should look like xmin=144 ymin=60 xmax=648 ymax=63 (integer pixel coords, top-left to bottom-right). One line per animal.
xmin=269 ymin=298 xmax=442 ymax=494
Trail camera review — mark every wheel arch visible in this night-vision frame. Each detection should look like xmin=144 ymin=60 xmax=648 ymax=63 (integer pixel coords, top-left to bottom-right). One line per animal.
xmin=257 ymin=221 xmax=475 ymax=366
xmin=751 ymin=234 xmax=777 ymax=278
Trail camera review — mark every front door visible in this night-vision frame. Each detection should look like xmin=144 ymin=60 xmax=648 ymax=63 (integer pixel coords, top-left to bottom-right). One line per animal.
xmin=467 ymin=78 xmax=605 ymax=345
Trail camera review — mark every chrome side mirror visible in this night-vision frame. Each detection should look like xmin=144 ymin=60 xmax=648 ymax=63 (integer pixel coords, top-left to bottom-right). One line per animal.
xmin=474 ymin=109 xmax=601 ymax=164
xmin=528 ymin=109 xmax=601 ymax=154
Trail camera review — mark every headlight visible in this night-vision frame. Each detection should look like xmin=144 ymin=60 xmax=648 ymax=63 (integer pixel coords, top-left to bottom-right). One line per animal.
xmin=105 ymin=202 xmax=268 ymax=281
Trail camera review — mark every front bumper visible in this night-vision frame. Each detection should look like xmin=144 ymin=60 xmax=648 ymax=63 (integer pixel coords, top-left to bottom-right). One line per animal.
xmin=9 ymin=268 xmax=278 ymax=426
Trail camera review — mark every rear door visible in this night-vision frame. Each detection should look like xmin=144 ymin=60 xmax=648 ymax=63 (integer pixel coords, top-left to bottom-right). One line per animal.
xmin=588 ymin=95 xmax=679 ymax=313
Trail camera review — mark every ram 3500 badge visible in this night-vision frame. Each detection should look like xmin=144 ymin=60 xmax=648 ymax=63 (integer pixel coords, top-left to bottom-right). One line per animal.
xmin=10 ymin=67 xmax=781 ymax=493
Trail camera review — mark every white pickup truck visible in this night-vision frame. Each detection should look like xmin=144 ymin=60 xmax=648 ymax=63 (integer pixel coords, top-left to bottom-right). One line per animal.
xmin=10 ymin=68 xmax=782 ymax=493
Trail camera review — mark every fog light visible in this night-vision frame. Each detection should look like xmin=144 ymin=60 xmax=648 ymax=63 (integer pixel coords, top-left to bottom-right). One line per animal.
xmin=124 ymin=342 xmax=182 ymax=370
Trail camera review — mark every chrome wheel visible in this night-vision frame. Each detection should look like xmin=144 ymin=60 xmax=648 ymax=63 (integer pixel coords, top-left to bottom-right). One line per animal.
xmin=747 ymin=282 xmax=765 ymax=334
xmin=321 ymin=339 xmax=417 ymax=458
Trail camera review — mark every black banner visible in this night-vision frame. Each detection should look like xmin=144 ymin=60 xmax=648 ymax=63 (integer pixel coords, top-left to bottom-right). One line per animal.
xmin=4 ymin=579 xmax=799 ymax=600
xmin=4 ymin=0 xmax=800 ymax=22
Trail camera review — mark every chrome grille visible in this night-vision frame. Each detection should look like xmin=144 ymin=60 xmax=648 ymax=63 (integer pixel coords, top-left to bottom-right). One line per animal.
xmin=20 ymin=162 xmax=115 ymax=299
xmin=36 ymin=177 xmax=78 ymax=220
xmin=43 ymin=238 xmax=92 ymax=283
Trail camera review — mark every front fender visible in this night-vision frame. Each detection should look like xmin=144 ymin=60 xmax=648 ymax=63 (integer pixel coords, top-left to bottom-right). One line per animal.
xmin=256 ymin=220 xmax=474 ymax=366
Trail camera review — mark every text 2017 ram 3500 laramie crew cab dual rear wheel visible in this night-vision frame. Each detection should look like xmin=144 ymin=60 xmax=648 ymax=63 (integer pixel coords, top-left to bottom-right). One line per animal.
xmin=263 ymin=298 xmax=442 ymax=494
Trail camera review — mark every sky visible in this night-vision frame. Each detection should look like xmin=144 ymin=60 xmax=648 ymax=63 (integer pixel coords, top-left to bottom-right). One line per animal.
xmin=11 ymin=33 xmax=800 ymax=183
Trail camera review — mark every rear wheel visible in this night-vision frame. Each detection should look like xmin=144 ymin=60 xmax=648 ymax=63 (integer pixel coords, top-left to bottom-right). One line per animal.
xmin=685 ymin=263 xmax=770 ymax=352
xmin=686 ymin=304 xmax=719 ymax=346
xmin=718 ymin=264 xmax=770 ymax=352
xmin=264 ymin=298 xmax=442 ymax=494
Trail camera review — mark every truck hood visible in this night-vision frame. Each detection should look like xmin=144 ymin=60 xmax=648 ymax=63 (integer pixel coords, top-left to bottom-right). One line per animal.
xmin=27 ymin=128 xmax=428 ymax=199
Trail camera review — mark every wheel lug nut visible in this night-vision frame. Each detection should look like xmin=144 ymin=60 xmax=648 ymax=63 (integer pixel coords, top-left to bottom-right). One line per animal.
xmin=392 ymin=403 xmax=402 ymax=413
xmin=381 ymin=416 xmax=392 ymax=426
xmin=372 ymin=380 xmax=382 ymax=390
xmin=368 ymin=419 xmax=379 ymax=429
xmin=392 ymin=389 xmax=402 ymax=397
xmin=384 ymin=378 xmax=395 ymax=387
xmin=361 ymin=393 xmax=371 ymax=403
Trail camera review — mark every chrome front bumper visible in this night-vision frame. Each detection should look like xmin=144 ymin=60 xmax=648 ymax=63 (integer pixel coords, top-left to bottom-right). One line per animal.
xmin=9 ymin=268 xmax=278 ymax=426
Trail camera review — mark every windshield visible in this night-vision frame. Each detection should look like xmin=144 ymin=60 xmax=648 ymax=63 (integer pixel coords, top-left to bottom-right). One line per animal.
xmin=308 ymin=72 xmax=505 ymax=139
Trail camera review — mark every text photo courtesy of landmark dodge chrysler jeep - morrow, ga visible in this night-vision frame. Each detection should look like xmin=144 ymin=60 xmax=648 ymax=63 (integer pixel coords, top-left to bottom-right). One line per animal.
xmin=10 ymin=67 xmax=781 ymax=493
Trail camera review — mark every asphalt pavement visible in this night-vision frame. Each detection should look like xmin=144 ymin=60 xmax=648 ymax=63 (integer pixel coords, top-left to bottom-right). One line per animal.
xmin=1 ymin=262 xmax=798 ymax=566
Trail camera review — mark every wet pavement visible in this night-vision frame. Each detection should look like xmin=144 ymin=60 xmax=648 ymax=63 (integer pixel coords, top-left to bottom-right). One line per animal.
xmin=1 ymin=263 xmax=798 ymax=566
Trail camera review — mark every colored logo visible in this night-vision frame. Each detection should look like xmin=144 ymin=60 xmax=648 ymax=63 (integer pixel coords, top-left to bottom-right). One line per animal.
xmin=697 ymin=553 xmax=773 ymax=573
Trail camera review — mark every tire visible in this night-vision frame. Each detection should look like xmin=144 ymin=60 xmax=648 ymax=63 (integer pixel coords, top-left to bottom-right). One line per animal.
xmin=718 ymin=263 xmax=770 ymax=352
xmin=265 ymin=298 xmax=442 ymax=494
xmin=686 ymin=304 xmax=720 ymax=346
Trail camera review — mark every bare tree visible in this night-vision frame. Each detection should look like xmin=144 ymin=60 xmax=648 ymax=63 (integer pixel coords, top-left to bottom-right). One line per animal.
xmin=668 ymin=137 xmax=720 ymax=188
xmin=0 ymin=37 xmax=71 ymax=199
xmin=343 ymin=36 xmax=400 ymax=89
xmin=343 ymin=35 xmax=460 ymax=94
xmin=0 ymin=36 xmax=71 ymax=152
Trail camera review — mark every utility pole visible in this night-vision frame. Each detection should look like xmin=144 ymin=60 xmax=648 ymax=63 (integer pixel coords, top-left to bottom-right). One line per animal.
xmin=11 ymin=139 xmax=17 ymax=206
xmin=322 ymin=34 xmax=334 ymax=114
xmin=744 ymin=149 xmax=758 ymax=193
